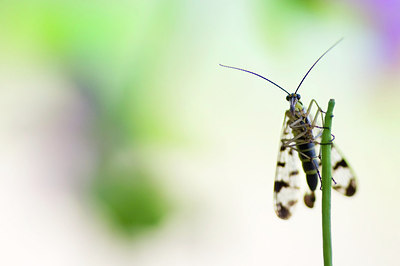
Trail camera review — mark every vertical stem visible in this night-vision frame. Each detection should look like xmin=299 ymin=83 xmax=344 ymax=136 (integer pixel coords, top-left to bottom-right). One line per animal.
xmin=321 ymin=99 xmax=335 ymax=266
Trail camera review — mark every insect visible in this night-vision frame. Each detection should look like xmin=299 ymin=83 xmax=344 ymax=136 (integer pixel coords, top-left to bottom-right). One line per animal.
xmin=220 ymin=39 xmax=357 ymax=219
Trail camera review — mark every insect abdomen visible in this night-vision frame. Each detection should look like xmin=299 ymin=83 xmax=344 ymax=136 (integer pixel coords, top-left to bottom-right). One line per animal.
xmin=297 ymin=142 xmax=319 ymax=192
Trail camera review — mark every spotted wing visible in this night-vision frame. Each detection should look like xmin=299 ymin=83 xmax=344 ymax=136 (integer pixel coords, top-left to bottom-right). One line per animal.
xmin=331 ymin=144 xmax=357 ymax=196
xmin=273 ymin=114 xmax=302 ymax=220
xmin=308 ymin=107 xmax=357 ymax=197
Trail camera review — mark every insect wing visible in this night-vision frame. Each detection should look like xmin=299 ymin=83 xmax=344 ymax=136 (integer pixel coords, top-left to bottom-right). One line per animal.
xmin=331 ymin=144 xmax=357 ymax=196
xmin=274 ymin=117 xmax=302 ymax=220
xmin=307 ymin=105 xmax=357 ymax=197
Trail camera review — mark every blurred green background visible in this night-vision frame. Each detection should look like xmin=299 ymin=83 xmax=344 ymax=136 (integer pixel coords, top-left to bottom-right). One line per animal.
xmin=0 ymin=0 xmax=399 ymax=265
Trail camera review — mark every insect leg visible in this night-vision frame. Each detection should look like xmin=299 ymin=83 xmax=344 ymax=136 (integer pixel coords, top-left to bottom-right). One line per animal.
xmin=307 ymin=99 xmax=325 ymax=117
xmin=307 ymin=99 xmax=338 ymax=146
xmin=284 ymin=141 xmax=322 ymax=182
xmin=288 ymin=143 xmax=320 ymax=208
xmin=282 ymin=130 xmax=307 ymax=146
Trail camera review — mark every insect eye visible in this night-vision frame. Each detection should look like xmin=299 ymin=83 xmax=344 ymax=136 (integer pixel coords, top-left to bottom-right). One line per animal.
xmin=286 ymin=95 xmax=289 ymax=101
xmin=297 ymin=94 xmax=301 ymax=99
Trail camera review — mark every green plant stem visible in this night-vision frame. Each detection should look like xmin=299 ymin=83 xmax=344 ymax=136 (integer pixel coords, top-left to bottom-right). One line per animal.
xmin=321 ymin=99 xmax=335 ymax=266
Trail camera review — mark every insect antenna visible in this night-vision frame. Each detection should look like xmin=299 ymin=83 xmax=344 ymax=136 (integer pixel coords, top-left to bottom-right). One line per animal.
xmin=295 ymin=38 xmax=343 ymax=94
xmin=219 ymin=64 xmax=290 ymax=95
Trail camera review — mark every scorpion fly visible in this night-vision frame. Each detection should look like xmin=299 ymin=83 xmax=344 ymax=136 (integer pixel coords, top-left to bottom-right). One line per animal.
xmin=220 ymin=39 xmax=357 ymax=219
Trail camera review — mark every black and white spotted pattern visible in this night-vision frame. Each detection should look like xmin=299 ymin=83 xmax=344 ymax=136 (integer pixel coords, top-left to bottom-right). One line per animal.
xmin=273 ymin=117 xmax=302 ymax=220
xmin=331 ymin=144 xmax=357 ymax=196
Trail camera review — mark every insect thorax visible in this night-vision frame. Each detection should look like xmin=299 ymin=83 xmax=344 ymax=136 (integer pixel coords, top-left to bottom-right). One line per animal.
xmin=287 ymin=107 xmax=314 ymax=143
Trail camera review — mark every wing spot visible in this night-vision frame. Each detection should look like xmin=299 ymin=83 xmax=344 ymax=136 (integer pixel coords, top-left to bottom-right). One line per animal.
xmin=333 ymin=159 xmax=348 ymax=170
xmin=345 ymin=178 xmax=357 ymax=196
xmin=287 ymin=200 xmax=298 ymax=207
xmin=274 ymin=180 xmax=289 ymax=192
xmin=276 ymin=203 xmax=291 ymax=220
xmin=289 ymin=170 xmax=299 ymax=176
xmin=277 ymin=161 xmax=286 ymax=167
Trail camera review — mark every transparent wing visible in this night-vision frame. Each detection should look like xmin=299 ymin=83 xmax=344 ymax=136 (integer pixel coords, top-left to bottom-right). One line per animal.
xmin=306 ymin=101 xmax=357 ymax=197
xmin=313 ymin=135 xmax=357 ymax=197
xmin=331 ymin=144 xmax=357 ymax=196
xmin=274 ymin=113 xmax=302 ymax=220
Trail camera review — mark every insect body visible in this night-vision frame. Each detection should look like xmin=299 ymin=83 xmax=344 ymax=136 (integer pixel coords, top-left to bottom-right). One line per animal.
xmin=279 ymin=94 xmax=320 ymax=210
xmin=220 ymin=39 xmax=357 ymax=219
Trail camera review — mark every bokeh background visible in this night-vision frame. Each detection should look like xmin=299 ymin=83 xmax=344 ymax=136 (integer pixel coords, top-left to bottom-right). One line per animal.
xmin=1 ymin=1 xmax=399 ymax=266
